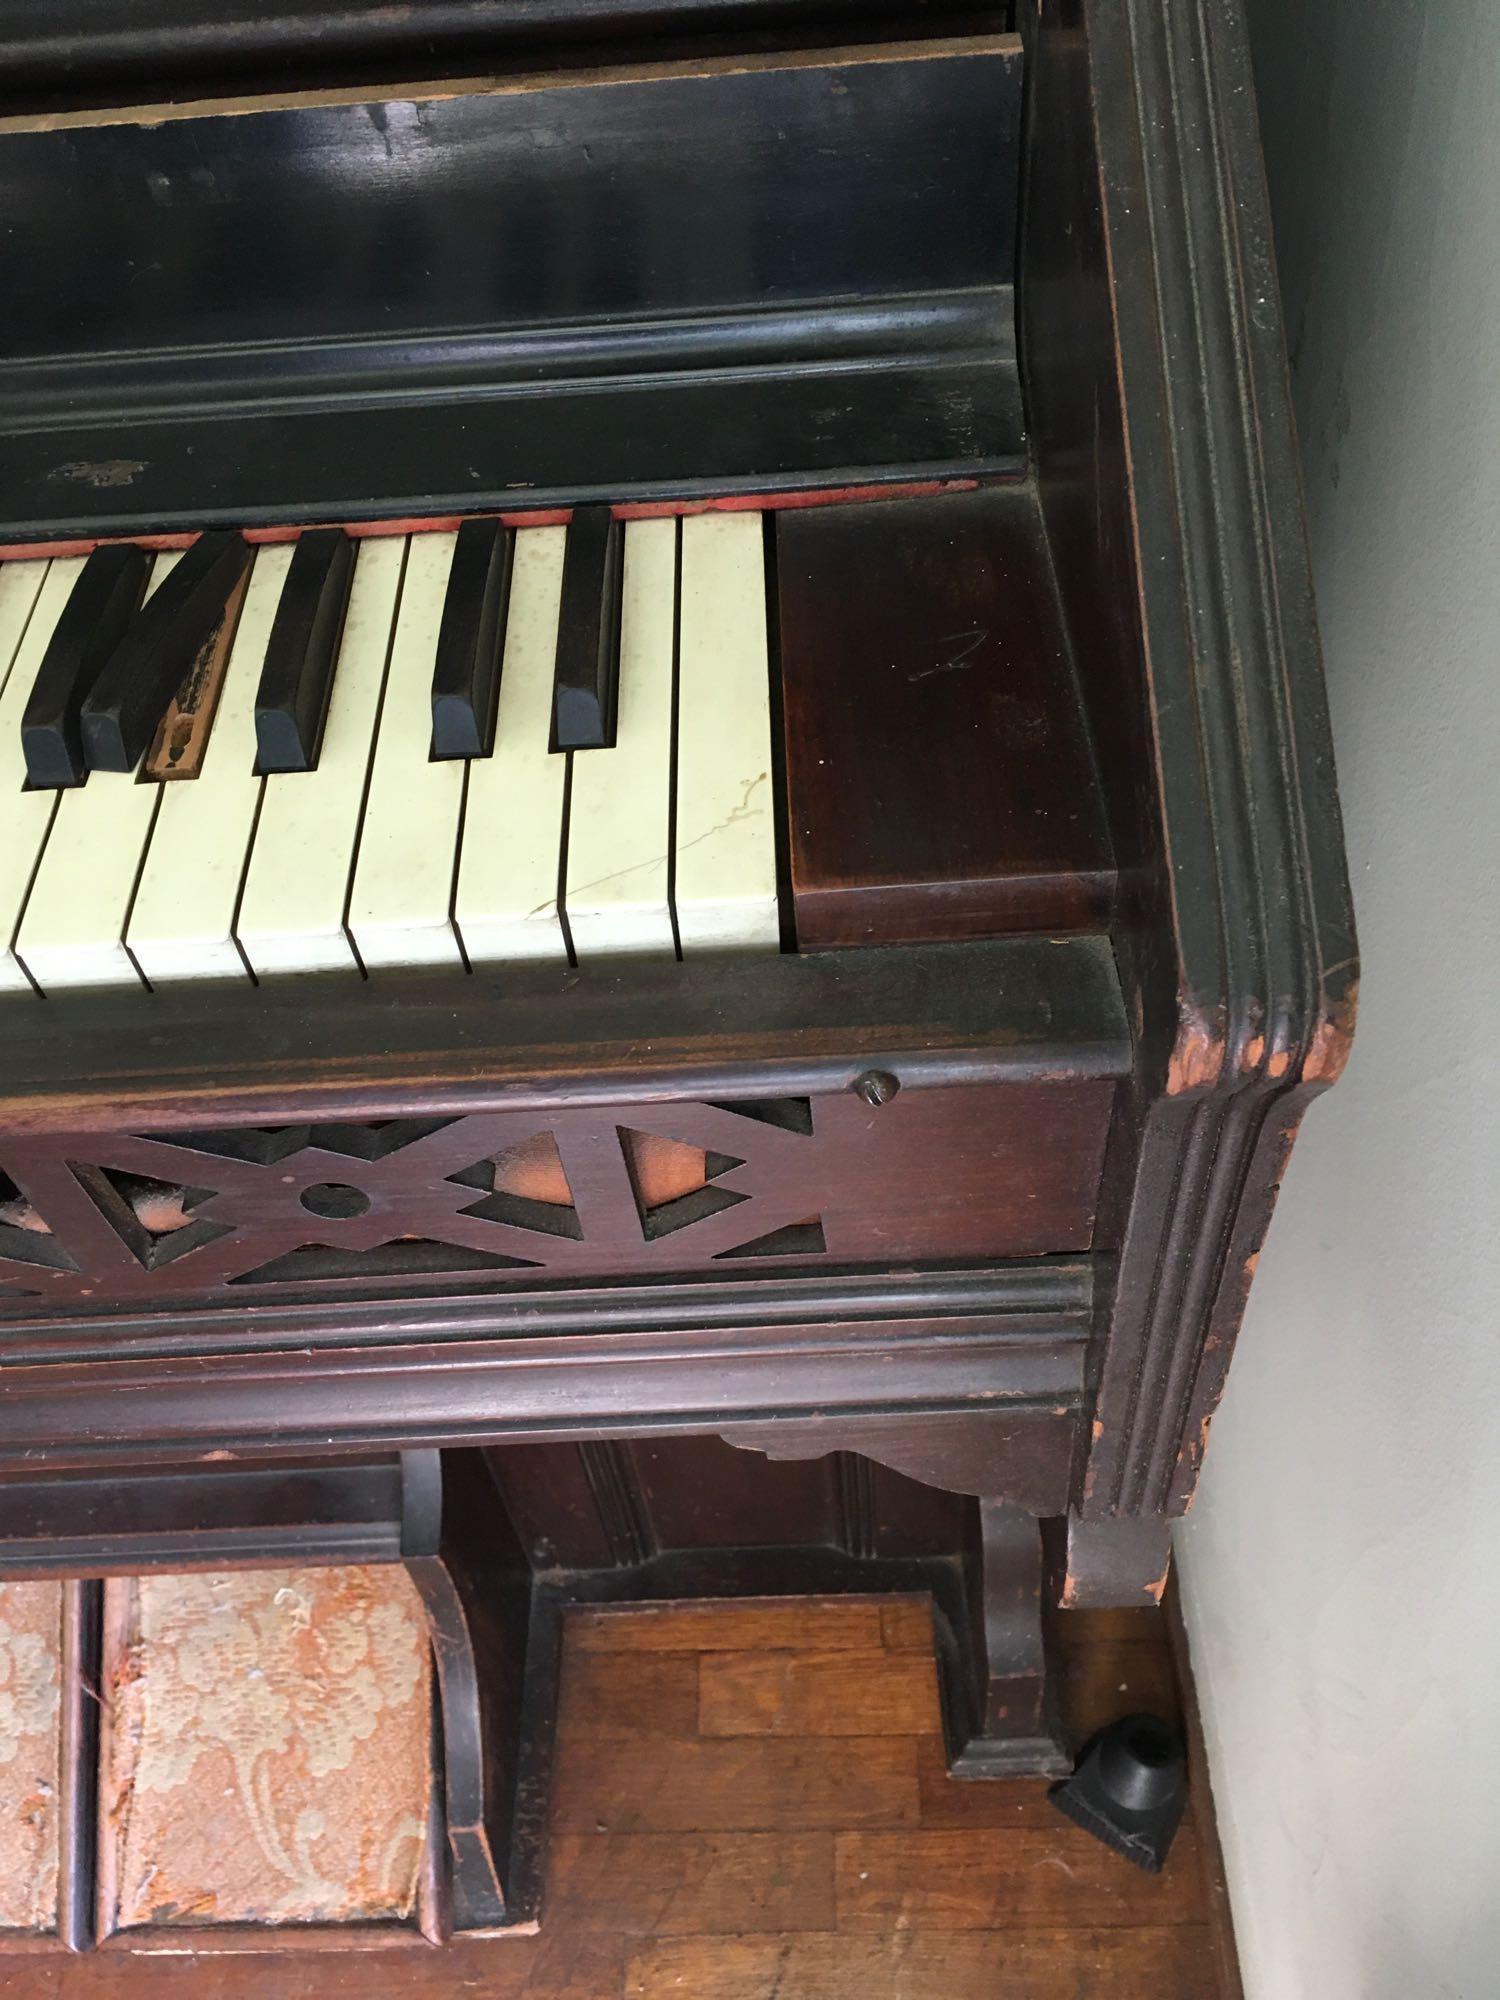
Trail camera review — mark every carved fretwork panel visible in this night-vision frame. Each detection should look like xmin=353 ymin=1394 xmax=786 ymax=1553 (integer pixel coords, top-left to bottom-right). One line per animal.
xmin=0 ymin=1079 xmax=1109 ymax=1312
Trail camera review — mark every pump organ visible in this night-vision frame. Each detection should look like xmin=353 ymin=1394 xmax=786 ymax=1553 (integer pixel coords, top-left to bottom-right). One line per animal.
xmin=0 ymin=0 xmax=1355 ymax=1945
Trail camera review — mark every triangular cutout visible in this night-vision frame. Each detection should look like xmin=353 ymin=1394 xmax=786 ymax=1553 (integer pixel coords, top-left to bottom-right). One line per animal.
xmin=101 ymin=1169 xmax=213 ymax=1239
xmin=228 ymin=1239 xmax=543 ymax=1285
xmin=619 ymin=1130 xmax=726 ymax=1213
xmin=452 ymin=1134 xmax=583 ymax=1240
xmin=70 ymin=1163 xmax=229 ymax=1271
xmin=706 ymin=1098 xmax=814 ymax=1136
xmin=0 ymin=1168 xmax=74 ymax=1274
xmin=454 ymin=1131 xmax=574 ymax=1208
xmin=715 ymin=1217 xmax=827 ymax=1260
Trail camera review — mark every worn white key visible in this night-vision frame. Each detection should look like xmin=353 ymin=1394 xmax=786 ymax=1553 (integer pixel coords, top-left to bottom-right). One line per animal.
xmin=126 ymin=545 xmax=290 ymax=983
xmin=347 ymin=531 xmax=467 ymax=970
xmin=16 ymin=553 xmax=182 ymax=992
xmin=238 ymin=535 xmax=406 ymax=976
xmin=563 ymin=518 xmax=676 ymax=960
xmin=0 ymin=558 xmax=57 ymax=992
xmin=674 ymin=512 xmax=779 ymax=951
xmin=455 ymin=526 xmax=570 ymax=966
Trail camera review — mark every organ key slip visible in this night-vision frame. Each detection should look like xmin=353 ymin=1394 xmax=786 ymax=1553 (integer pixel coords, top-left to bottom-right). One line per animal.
xmin=0 ymin=0 xmax=1354 ymax=1950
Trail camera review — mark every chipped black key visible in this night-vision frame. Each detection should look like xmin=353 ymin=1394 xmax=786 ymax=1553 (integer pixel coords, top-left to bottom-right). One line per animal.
xmin=80 ymin=531 xmax=252 ymax=773
xmin=21 ymin=543 xmax=148 ymax=788
xmin=430 ymin=517 xmax=511 ymax=760
xmin=552 ymin=506 xmax=622 ymax=751
xmin=254 ymin=528 xmax=354 ymax=772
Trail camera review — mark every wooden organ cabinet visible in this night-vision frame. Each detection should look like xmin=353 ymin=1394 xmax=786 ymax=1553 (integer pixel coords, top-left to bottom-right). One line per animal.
xmin=0 ymin=0 xmax=1354 ymax=1950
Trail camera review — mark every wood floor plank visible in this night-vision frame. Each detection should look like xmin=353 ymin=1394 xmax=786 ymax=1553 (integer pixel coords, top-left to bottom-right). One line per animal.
xmin=879 ymin=1598 xmax=934 ymax=1653
xmin=0 ymin=1595 xmax=1228 ymax=2000
xmin=626 ymin=1927 xmax=1221 ymax=2000
xmin=558 ymin=1649 xmax=700 ymax=1740
xmin=568 ymin=1598 xmax=887 ymax=1654
xmin=546 ymin=1832 xmax=835 ymax=1935
xmin=698 ymin=1647 xmax=942 ymax=1738
xmin=551 ymin=1736 xmax=920 ymax=1834
xmin=1056 ymin=1636 xmax=1183 ymax=1738
xmin=1056 ymin=1608 xmax=1168 ymax=1648
xmin=835 ymin=1823 xmax=1206 ymax=1932
xmin=913 ymin=1733 xmax=1060 ymax=1830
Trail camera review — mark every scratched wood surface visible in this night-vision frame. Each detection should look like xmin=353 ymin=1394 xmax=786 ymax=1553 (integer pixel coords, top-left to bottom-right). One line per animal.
xmin=0 ymin=1593 xmax=1236 ymax=1998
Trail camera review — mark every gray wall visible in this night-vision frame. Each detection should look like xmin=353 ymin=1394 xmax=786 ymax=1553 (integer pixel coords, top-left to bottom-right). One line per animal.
xmin=1175 ymin=2 xmax=1500 ymax=1995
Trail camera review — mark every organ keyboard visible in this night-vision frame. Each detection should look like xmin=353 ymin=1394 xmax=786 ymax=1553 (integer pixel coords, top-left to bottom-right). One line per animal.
xmin=0 ymin=0 xmax=1355 ymax=1952
xmin=0 ymin=510 xmax=779 ymax=992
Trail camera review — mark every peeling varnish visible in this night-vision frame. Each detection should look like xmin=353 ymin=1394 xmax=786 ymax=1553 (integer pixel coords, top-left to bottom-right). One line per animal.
xmin=1165 ymin=1001 xmax=1225 ymax=1095
xmin=1304 ymin=978 xmax=1359 ymax=1086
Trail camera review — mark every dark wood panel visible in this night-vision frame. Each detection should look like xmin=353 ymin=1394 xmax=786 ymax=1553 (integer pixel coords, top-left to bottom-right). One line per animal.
xmin=778 ymin=487 xmax=1114 ymax=946
xmin=0 ymin=1077 xmax=1114 ymax=1314
xmin=0 ymin=936 xmax=1127 ymax=1132
xmin=623 ymin=1437 xmax=843 ymax=1554
xmin=0 ymin=1260 xmax=1092 ymax=1366
xmin=0 ymin=0 xmax=1012 ymax=107
xmin=0 ymin=41 xmax=1022 ymax=538
xmin=0 ymin=1453 xmax=418 ymax=1575
xmin=0 ymin=1338 xmax=1084 ymax=1477
xmin=0 ymin=365 xmax=1024 ymax=547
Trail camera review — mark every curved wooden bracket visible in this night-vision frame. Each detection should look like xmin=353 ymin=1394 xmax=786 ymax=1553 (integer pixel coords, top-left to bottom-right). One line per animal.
xmin=719 ymin=1406 xmax=1074 ymax=1514
xmin=404 ymin=1450 xmax=533 ymax=1934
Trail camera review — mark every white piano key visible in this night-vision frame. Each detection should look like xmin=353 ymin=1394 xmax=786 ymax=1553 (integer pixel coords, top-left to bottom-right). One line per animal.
xmin=454 ymin=525 xmax=570 ymax=966
xmin=563 ymin=518 xmax=676 ymax=960
xmin=347 ymin=531 xmax=466 ymax=970
xmin=126 ymin=544 xmax=292 ymax=984
xmin=0 ymin=558 xmax=57 ymax=993
xmin=237 ymin=535 xmax=406 ymax=977
xmin=15 ymin=553 xmax=182 ymax=992
xmin=674 ymin=512 xmax=779 ymax=951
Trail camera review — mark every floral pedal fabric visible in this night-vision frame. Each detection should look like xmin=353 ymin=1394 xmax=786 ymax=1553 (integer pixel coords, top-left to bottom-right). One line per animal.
xmin=100 ymin=1566 xmax=432 ymax=1930
xmin=0 ymin=1579 xmax=63 ymax=1934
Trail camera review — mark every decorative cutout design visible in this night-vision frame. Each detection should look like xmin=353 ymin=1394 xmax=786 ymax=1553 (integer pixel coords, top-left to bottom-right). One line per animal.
xmin=74 ymin=1165 xmax=227 ymax=1272
xmin=716 ymin=1218 xmax=828 ymax=1259
xmin=0 ymin=1100 xmax=828 ymax=1308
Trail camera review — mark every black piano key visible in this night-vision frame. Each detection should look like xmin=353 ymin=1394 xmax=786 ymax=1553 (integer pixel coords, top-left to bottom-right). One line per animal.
xmin=254 ymin=528 xmax=355 ymax=773
xmin=80 ymin=531 xmax=252 ymax=773
xmin=552 ymin=506 xmax=622 ymax=752
xmin=20 ymin=543 xmax=149 ymax=788
xmin=430 ymin=518 xmax=511 ymax=761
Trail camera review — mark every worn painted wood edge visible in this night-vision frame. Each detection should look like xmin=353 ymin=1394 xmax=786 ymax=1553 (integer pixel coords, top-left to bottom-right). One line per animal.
xmin=0 ymin=32 xmax=1023 ymax=135
xmin=0 ymin=935 xmax=1129 ymax=1131
xmin=0 ymin=1257 xmax=1093 ymax=1363
xmin=1079 ymin=0 xmax=1357 ymax=1517
xmin=0 ymin=1311 xmax=1089 ymax=1471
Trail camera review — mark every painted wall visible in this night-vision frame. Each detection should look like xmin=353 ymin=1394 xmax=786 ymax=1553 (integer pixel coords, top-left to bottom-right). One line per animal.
xmin=1174 ymin=3 xmax=1500 ymax=1996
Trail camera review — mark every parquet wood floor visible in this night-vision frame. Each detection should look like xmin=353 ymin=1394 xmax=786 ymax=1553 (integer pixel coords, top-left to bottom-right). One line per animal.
xmin=0 ymin=1595 xmax=1237 ymax=1999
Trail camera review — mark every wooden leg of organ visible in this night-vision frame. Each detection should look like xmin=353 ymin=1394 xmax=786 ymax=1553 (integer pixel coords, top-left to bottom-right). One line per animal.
xmin=946 ymin=1499 xmax=1070 ymax=1780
